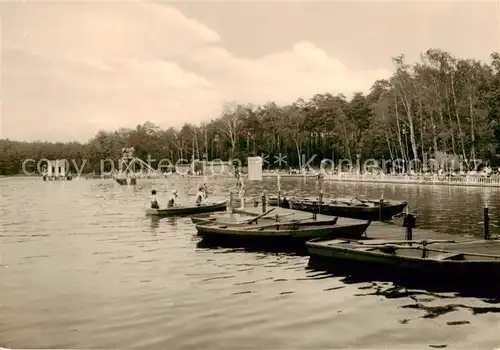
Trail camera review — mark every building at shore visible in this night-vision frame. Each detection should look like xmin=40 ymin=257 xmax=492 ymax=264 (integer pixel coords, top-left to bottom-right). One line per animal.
xmin=43 ymin=160 xmax=72 ymax=181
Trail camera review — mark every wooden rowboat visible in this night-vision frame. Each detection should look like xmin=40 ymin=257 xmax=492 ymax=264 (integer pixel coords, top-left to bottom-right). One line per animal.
xmin=114 ymin=176 xmax=137 ymax=185
xmin=306 ymin=238 xmax=500 ymax=287
xmin=114 ymin=177 xmax=128 ymax=185
xmin=145 ymin=200 xmax=227 ymax=217
xmin=195 ymin=219 xmax=371 ymax=252
xmin=268 ymin=196 xmax=408 ymax=221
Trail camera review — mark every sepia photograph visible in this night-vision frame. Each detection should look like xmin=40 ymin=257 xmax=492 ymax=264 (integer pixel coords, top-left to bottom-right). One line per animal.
xmin=1 ymin=0 xmax=499 ymax=349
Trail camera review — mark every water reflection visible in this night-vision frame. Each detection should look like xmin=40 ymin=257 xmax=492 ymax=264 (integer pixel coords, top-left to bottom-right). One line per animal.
xmin=149 ymin=216 xmax=161 ymax=230
xmin=307 ymin=256 xmax=500 ymax=300
xmin=196 ymin=237 xmax=308 ymax=255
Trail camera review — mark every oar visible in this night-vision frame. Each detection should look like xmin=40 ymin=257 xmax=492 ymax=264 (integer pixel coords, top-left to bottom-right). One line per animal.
xmin=354 ymin=196 xmax=368 ymax=203
xmin=213 ymin=217 xmax=309 ymax=230
xmin=358 ymin=239 xmax=456 ymax=246
xmin=354 ymin=243 xmax=456 ymax=251
xmin=274 ymin=212 xmax=295 ymax=219
xmin=241 ymin=219 xmax=309 ymax=231
xmin=207 ymin=212 xmax=298 ymax=226
xmin=194 ymin=217 xmax=216 ymax=224
xmin=245 ymin=208 xmax=276 ymax=224
xmin=354 ymin=196 xmax=378 ymax=205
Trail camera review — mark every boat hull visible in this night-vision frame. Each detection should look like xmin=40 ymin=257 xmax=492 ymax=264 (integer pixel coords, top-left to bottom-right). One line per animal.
xmin=196 ymin=221 xmax=371 ymax=253
xmin=306 ymin=239 xmax=500 ymax=293
xmin=146 ymin=201 xmax=227 ymax=217
xmin=270 ymin=197 xmax=408 ymax=221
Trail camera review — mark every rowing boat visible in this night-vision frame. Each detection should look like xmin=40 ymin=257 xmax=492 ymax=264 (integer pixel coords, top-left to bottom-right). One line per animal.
xmin=113 ymin=176 xmax=137 ymax=185
xmin=306 ymin=238 xmax=500 ymax=285
xmin=268 ymin=196 xmax=408 ymax=221
xmin=195 ymin=219 xmax=371 ymax=251
xmin=145 ymin=200 xmax=227 ymax=217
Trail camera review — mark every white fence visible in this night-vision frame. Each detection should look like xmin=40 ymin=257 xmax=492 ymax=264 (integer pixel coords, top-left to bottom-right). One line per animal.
xmin=323 ymin=173 xmax=500 ymax=187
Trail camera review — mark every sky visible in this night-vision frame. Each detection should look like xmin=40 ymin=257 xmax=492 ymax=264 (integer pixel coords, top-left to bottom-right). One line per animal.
xmin=1 ymin=0 xmax=499 ymax=142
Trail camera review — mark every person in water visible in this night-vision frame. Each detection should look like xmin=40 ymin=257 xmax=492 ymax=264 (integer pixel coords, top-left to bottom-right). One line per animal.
xmin=167 ymin=189 xmax=178 ymax=208
xmin=151 ymin=189 xmax=159 ymax=209
xmin=196 ymin=186 xmax=204 ymax=206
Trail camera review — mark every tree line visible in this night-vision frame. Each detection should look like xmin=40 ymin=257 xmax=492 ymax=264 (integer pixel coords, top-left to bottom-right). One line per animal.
xmin=1 ymin=49 xmax=499 ymax=176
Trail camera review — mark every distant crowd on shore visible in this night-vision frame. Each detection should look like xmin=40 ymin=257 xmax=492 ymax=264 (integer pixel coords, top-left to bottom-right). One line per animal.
xmin=263 ymin=166 xmax=500 ymax=178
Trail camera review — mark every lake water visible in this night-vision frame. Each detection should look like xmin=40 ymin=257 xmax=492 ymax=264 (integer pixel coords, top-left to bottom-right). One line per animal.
xmin=1 ymin=177 xmax=500 ymax=349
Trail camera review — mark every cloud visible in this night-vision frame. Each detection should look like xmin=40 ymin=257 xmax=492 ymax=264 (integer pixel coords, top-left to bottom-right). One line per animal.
xmin=1 ymin=0 xmax=391 ymax=142
xmin=192 ymin=42 xmax=389 ymax=103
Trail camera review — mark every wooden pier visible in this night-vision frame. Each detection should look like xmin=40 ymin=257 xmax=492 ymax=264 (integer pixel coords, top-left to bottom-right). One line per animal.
xmin=234 ymin=206 xmax=500 ymax=255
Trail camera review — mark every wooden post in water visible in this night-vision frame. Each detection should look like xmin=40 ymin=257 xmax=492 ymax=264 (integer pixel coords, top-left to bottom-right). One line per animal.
xmin=484 ymin=205 xmax=490 ymax=240
xmin=405 ymin=213 xmax=415 ymax=243
xmin=229 ymin=191 xmax=234 ymax=214
xmin=262 ymin=193 xmax=267 ymax=213
xmin=319 ymin=190 xmax=324 ymax=214
xmin=313 ymin=202 xmax=318 ymax=221
xmin=318 ymin=174 xmax=324 ymax=214
xmin=277 ymin=175 xmax=281 ymax=208
xmin=379 ymin=197 xmax=384 ymax=221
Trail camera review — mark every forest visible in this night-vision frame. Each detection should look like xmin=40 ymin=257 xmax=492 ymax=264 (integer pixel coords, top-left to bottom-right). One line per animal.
xmin=1 ymin=49 xmax=499 ymax=175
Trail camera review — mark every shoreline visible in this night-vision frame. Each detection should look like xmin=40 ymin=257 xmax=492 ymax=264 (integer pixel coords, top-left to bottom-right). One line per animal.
xmin=3 ymin=173 xmax=500 ymax=188
xmin=262 ymin=173 xmax=500 ymax=188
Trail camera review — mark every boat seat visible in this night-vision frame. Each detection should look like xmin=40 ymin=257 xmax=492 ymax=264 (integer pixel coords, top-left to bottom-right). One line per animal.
xmin=327 ymin=239 xmax=350 ymax=245
xmin=430 ymin=252 xmax=463 ymax=260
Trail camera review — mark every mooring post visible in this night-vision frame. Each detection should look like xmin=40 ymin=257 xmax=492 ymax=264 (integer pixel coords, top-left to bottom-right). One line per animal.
xmin=319 ymin=190 xmax=324 ymax=214
xmin=277 ymin=175 xmax=281 ymax=207
xmin=484 ymin=205 xmax=490 ymax=240
xmin=406 ymin=213 xmax=414 ymax=243
xmin=379 ymin=197 xmax=384 ymax=221
xmin=262 ymin=193 xmax=267 ymax=213
xmin=313 ymin=202 xmax=318 ymax=221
